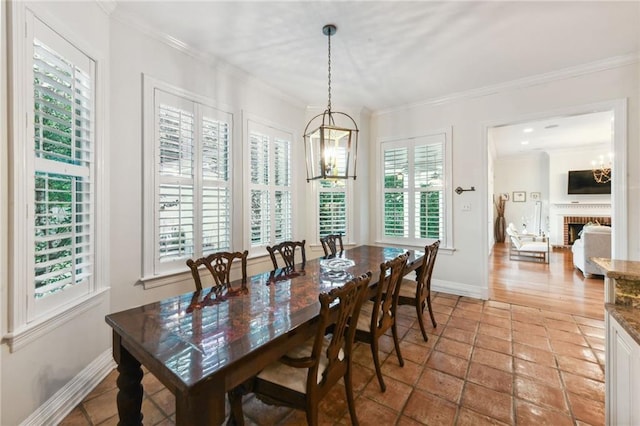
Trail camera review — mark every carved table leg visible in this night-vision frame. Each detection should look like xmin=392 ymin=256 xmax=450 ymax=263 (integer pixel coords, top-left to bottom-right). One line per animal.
xmin=116 ymin=346 xmax=144 ymax=426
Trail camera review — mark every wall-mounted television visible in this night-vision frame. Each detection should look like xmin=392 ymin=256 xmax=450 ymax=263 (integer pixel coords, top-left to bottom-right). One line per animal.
xmin=567 ymin=169 xmax=611 ymax=195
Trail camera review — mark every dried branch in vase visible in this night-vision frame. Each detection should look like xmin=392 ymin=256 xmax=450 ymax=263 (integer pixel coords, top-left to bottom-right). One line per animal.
xmin=494 ymin=195 xmax=506 ymax=217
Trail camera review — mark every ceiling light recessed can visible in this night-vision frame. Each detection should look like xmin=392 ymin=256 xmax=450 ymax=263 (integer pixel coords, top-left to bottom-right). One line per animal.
xmin=523 ymin=128 xmax=533 ymax=133
xmin=521 ymin=141 xmax=529 ymax=145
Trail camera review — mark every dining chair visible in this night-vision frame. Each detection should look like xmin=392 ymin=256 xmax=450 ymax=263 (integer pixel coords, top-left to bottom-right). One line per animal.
xmin=186 ymin=250 xmax=248 ymax=292
xmin=228 ymin=272 xmax=372 ymax=426
xmin=266 ymin=240 xmax=306 ymax=270
xmin=320 ymin=233 xmax=343 ymax=257
xmin=397 ymin=240 xmax=440 ymax=341
xmin=354 ymin=252 xmax=409 ymax=392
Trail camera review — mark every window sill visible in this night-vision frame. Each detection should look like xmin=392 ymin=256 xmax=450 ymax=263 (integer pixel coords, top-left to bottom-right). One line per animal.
xmin=374 ymin=240 xmax=456 ymax=255
xmin=139 ymin=269 xmax=195 ymax=290
xmin=140 ymin=254 xmax=274 ymax=289
xmin=3 ymin=288 xmax=109 ymax=353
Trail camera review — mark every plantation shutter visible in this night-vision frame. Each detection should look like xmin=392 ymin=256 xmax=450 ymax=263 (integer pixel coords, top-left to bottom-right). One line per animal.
xmin=153 ymin=90 xmax=232 ymax=274
xmin=32 ymin=29 xmax=94 ymax=299
xmin=247 ymin=121 xmax=293 ymax=251
xmin=250 ymin=132 xmax=270 ymax=247
xmin=201 ymin=113 xmax=231 ymax=254
xmin=274 ymin=138 xmax=291 ymax=243
xmin=382 ymin=134 xmax=445 ymax=243
xmin=383 ymin=147 xmax=409 ymax=237
xmin=318 ymin=180 xmax=347 ymax=238
xmin=157 ymin=97 xmax=195 ymax=262
xmin=414 ymin=143 xmax=444 ymax=240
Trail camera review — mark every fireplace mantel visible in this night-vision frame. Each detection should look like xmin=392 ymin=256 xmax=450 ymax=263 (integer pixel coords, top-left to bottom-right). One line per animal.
xmin=552 ymin=203 xmax=611 ymax=209
xmin=549 ymin=202 xmax=612 ymax=246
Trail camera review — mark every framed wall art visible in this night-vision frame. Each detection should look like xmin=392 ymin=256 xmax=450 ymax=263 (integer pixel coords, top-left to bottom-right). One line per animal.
xmin=530 ymin=192 xmax=541 ymax=201
xmin=513 ymin=191 xmax=526 ymax=202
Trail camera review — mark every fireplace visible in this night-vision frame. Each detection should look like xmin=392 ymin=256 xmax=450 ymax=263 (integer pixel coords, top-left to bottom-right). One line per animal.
xmin=563 ymin=216 xmax=611 ymax=245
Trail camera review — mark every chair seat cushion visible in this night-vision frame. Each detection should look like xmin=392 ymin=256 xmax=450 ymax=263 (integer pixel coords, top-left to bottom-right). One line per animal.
xmin=356 ymin=301 xmax=374 ymax=331
xmin=398 ymin=279 xmax=418 ymax=298
xmin=515 ymin=241 xmax=548 ymax=252
xmin=256 ymin=335 xmax=342 ymax=394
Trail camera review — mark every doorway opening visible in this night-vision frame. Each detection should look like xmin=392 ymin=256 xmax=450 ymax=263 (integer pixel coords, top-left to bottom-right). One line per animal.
xmin=485 ymin=100 xmax=627 ymax=314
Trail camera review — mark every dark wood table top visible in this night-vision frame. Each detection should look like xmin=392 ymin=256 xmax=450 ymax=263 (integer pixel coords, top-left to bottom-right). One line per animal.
xmin=105 ymin=245 xmax=424 ymax=425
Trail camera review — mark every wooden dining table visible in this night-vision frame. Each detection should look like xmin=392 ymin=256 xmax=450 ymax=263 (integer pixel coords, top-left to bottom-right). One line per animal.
xmin=105 ymin=245 xmax=425 ymax=425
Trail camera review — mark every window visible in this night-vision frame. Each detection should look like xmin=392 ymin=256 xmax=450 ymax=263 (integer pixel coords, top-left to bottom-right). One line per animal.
xmin=9 ymin=12 xmax=103 ymax=330
xmin=246 ymin=120 xmax=293 ymax=254
xmin=143 ymin=78 xmax=232 ymax=277
xmin=381 ymin=131 xmax=452 ymax=247
xmin=318 ymin=180 xmax=347 ymax=239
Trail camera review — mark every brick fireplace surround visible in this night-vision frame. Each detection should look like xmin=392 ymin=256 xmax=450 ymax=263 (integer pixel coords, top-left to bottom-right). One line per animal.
xmin=563 ymin=216 xmax=611 ymax=245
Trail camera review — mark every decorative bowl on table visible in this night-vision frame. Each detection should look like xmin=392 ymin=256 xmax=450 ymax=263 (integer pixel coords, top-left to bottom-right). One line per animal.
xmin=320 ymin=258 xmax=355 ymax=272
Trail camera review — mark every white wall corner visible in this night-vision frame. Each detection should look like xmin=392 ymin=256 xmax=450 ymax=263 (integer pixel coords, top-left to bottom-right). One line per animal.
xmin=433 ymin=279 xmax=489 ymax=301
xmin=21 ymin=349 xmax=115 ymax=426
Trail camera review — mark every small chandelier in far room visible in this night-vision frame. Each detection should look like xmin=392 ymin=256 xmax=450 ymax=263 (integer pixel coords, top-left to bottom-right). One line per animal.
xmin=592 ymin=153 xmax=612 ymax=184
xmin=304 ymin=24 xmax=359 ymax=182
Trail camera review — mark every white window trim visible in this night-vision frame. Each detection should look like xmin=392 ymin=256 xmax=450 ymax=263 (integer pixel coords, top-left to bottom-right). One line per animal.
xmin=243 ymin=113 xmax=296 ymax=258
xmin=5 ymin=5 xmax=109 ymax=350
xmin=141 ymin=75 xmax=234 ymax=284
xmin=376 ymin=127 xmax=454 ymax=251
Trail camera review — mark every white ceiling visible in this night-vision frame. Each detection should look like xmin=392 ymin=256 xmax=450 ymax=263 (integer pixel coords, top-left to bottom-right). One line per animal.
xmin=489 ymin=110 xmax=614 ymax=158
xmin=112 ymin=1 xmax=639 ymax=112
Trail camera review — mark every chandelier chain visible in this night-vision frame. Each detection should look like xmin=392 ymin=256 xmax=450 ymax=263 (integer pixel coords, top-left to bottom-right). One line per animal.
xmin=327 ymin=29 xmax=332 ymax=112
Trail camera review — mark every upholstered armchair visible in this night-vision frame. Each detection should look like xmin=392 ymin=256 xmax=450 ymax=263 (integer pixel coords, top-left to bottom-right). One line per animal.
xmin=572 ymin=225 xmax=611 ymax=278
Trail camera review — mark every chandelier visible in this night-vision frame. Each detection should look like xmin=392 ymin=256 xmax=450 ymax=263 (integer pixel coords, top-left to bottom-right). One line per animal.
xmin=304 ymin=24 xmax=359 ymax=181
xmin=592 ymin=154 xmax=612 ymax=184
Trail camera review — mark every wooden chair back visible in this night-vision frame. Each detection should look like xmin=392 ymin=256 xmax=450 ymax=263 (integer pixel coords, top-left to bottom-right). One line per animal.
xmin=231 ymin=273 xmax=371 ymax=426
xmin=186 ymin=250 xmax=248 ymax=292
xmin=320 ymin=233 xmax=344 ymax=257
xmin=396 ymin=240 xmax=440 ymax=341
xmin=266 ymin=240 xmax=306 ymax=270
xmin=415 ymin=240 xmax=440 ymax=305
xmin=307 ymin=272 xmax=370 ymax=398
xmin=371 ymin=252 xmax=409 ymax=337
xmin=354 ymin=251 xmax=408 ymax=392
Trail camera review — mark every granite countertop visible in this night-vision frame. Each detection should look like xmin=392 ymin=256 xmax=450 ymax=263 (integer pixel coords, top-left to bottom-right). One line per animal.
xmin=596 ymin=258 xmax=640 ymax=345
xmin=591 ymin=258 xmax=640 ymax=280
xmin=606 ymin=303 xmax=640 ymax=345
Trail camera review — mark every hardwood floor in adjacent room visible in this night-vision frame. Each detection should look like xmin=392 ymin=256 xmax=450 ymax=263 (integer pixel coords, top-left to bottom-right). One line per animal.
xmin=490 ymin=242 xmax=605 ymax=320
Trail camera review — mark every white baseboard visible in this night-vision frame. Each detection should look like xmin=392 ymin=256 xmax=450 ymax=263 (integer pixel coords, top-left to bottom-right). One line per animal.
xmin=21 ymin=349 xmax=116 ymax=426
xmin=432 ymin=279 xmax=489 ymax=300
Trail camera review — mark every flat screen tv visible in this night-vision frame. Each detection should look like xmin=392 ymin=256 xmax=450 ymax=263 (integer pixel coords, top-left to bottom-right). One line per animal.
xmin=567 ymin=169 xmax=611 ymax=195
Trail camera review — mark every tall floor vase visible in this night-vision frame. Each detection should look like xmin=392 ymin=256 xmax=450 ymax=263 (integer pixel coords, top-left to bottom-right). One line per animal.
xmin=494 ymin=216 xmax=506 ymax=243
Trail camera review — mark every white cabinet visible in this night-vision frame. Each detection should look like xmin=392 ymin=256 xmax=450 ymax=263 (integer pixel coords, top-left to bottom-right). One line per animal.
xmin=607 ymin=312 xmax=640 ymax=425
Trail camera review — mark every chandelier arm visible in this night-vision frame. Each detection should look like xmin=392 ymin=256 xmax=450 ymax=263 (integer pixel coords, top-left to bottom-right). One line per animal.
xmin=329 ymin=111 xmax=359 ymax=131
xmin=303 ymin=112 xmax=330 ymax=136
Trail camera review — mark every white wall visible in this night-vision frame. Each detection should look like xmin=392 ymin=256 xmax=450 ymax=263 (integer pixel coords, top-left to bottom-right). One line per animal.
xmin=109 ymin=18 xmax=309 ymax=313
xmin=2 ymin=2 xmax=111 ymax=425
xmin=547 ymin=145 xmax=612 ymax=245
xmin=494 ymin=152 xmax=549 ymax=235
xmin=371 ymin=63 xmax=639 ymax=298
xmin=548 ymin=145 xmax=612 ymax=204
xmin=0 ymin=1 xmax=7 ymax=422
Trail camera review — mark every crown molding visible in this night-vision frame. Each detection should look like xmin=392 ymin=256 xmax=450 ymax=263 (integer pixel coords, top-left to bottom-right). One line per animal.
xmin=374 ymin=53 xmax=639 ymax=117
xmin=109 ymin=7 xmax=307 ymax=109
xmin=96 ymin=0 xmax=117 ymax=16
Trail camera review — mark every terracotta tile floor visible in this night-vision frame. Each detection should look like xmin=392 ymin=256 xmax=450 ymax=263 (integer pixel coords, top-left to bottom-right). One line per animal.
xmin=60 ymin=292 xmax=605 ymax=425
